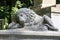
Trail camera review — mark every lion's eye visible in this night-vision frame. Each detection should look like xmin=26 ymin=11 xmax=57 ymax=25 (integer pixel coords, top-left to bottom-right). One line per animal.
xmin=31 ymin=14 xmax=33 ymax=17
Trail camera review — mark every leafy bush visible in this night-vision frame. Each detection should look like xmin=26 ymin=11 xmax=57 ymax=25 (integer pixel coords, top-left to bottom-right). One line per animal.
xmin=0 ymin=0 xmax=34 ymax=29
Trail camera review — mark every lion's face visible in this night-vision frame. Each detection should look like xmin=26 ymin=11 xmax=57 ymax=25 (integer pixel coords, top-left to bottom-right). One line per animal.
xmin=16 ymin=8 xmax=36 ymax=26
xmin=17 ymin=12 xmax=28 ymax=23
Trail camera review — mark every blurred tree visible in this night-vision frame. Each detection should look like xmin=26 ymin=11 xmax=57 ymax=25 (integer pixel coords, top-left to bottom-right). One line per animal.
xmin=56 ymin=0 xmax=60 ymax=4
xmin=20 ymin=0 xmax=34 ymax=7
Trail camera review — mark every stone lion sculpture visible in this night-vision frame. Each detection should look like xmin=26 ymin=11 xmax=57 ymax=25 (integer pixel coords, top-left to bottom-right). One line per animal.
xmin=8 ymin=8 xmax=58 ymax=31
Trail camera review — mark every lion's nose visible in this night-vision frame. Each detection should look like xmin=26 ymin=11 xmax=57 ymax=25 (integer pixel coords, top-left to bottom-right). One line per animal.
xmin=19 ymin=17 xmax=26 ymax=22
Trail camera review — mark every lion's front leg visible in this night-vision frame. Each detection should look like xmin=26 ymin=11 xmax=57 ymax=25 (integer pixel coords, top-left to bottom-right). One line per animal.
xmin=8 ymin=22 xmax=21 ymax=29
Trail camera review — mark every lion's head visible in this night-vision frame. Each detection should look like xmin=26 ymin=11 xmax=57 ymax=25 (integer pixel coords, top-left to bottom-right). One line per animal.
xmin=14 ymin=8 xmax=37 ymax=26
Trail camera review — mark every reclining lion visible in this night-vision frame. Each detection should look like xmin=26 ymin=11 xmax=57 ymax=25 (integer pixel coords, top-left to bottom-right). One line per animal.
xmin=8 ymin=8 xmax=58 ymax=31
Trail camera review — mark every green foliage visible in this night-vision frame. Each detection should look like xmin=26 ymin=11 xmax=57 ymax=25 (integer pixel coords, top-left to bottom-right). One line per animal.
xmin=11 ymin=0 xmax=23 ymax=15
xmin=56 ymin=0 xmax=60 ymax=4
xmin=4 ymin=17 xmax=8 ymax=29
xmin=0 ymin=6 xmax=9 ymax=29
xmin=15 ymin=0 xmax=23 ymax=8
xmin=11 ymin=7 xmax=18 ymax=15
xmin=0 ymin=0 xmax=34 ymax=29
xmin=20 ymin=0 xmax=34 ymax=7
xmin=11 ymin=0 xmax=34 ymax=14
xmin=0 ymin=6 xmax=9 ymax=17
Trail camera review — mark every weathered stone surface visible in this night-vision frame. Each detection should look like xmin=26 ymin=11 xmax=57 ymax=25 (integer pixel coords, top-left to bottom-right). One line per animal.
xmin=8 ymin=8 xmax=58 ymax=31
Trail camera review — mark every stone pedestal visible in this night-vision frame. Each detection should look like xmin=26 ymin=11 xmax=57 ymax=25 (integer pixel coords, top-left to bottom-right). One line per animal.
xmin=0 ymin=29 xmax=59 ymax=40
